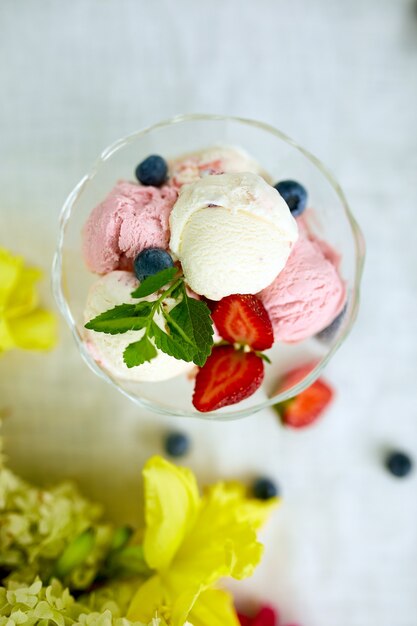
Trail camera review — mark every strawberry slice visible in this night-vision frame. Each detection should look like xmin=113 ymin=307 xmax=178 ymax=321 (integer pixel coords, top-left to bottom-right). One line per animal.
xmin=211 ymin=294 xmax=274 ymax=350
xmin=275 ymin=364 xmax=334 ymax=428
xmin=192 ymin=345 xmax=264 ymax=412
xmin=238 ymin=606 xmax=278 ymax=626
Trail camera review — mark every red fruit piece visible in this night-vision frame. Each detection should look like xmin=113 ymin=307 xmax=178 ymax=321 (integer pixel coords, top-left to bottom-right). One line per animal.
xmin=212 ymin=294 xmax=274 ymax=350
xmin=253 ymin=606 xmax=278 ymax=626
xmin=192 ymin=345 xmax=264 ymax=412
xmin=275 ymin=363 xmax=334 ymax=428
xmin=238 ymin=606 xmax=278 ymax=626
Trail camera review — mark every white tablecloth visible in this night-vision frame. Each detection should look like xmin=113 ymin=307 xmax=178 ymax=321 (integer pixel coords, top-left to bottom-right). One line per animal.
xmin=1 ymin=1 xmax=417 ymax=625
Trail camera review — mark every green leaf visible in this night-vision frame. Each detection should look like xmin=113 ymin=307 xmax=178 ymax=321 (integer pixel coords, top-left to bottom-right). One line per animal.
xmin=257 ymin=352 xmax=272 ymax=364
xmin=150 ymin=320 xmax=196 ymax=363
xmin=170 ymin=290 xmax=214 ymax=366
xmin=54 ymin=529 xmax=95 ymax=577
xmin=85 ymin=302 xmax=152 ymax=334
xmin=123 ymin=335 xmax=157 ymax=368
xmin=131 ymin=267 xmax=178 ymax=298
xmin=109 ymin=526 xmax=134 ymax=552
xmin=107 ymin=545 xmax=151 ymax=576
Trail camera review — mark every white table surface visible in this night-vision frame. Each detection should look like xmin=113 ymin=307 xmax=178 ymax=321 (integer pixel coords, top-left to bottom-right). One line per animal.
xmin=1 ymin=1 xmax=417 ymax=625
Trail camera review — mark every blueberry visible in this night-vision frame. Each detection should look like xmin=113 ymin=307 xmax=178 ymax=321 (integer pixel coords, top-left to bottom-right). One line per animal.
xmin=135 ymin=155 xmax=168 ymax=187
xmin=385 ymin=451 xmax=413 ymax=478
xmin=316 ymin=302 xmax=348 ymax=343
xmin=274 ymin=180 xmax=308 ymax=217
xmin=134 ymin=248 xmax=174 ymax=282
xmin=253 ymin=477 xmax=279 ymax=500
xmin=164 ymin=432 xmax=190 ymax=458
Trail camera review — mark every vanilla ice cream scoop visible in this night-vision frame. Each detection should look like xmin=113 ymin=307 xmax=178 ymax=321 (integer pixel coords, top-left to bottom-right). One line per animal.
xmin=169 ymin=172 xmax=299 ymax=300
xmin=84 ymin=271 xmax=194 ymax=382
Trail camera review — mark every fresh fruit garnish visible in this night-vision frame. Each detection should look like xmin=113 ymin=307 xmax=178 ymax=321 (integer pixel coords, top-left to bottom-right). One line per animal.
xmin=211 ymin=294 xmax=274 ymax=350
xmin=135 ymin=154 xmax=168 ymax=187
xmin=274 ymin=180 xmax=307 ymax=217
xmin=253 ymin=477 xmax=279 ymax=500
xmin=164 ymin=431 xmax=190 ymax=457
xmin=85 ymin=268 xmax=214 ymax=369
xmin=274 ymin=364 xmax=334 ymax=428
xmin=385 ymin=451 xmax=413 ymax=478
xmin=133 ymin=247 xmax=175 ymax=282
xmin=192 ymin=345 xmax=264 ymax=412
xmin=238 ymin=605 xmax=278 ymax=626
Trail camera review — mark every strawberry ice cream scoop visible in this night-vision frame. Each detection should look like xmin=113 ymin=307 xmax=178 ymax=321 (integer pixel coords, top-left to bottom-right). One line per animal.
xmin=259 ymin=222 xmax=345 ymax=343
xmin=82 ymin=181 xmax=177 ymax=274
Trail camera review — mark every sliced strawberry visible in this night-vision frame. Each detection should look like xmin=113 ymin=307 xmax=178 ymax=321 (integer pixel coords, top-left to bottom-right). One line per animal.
xmin=253 ymin=606 xmax=278 ymax=626
xmin=211 ymin=294 xmax=274 ymax=350
xmin=238 ymin=606 xmax=278 ymax=626
xmin=275 ymin=364 xmax=334 ymax=428
xmin=192 ymin=345 xmax=264 ymax=412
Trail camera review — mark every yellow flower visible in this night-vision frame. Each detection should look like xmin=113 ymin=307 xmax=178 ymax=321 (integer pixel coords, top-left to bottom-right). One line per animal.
xmin=128 ymin=457 xmax=279 ymax=626
xmin=0 ymin=247 xmax=57 ymax=354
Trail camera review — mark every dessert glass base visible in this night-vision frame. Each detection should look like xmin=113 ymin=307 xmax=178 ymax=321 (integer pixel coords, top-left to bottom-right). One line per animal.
xmin=53 ymin=114 xmax=365 ymax=420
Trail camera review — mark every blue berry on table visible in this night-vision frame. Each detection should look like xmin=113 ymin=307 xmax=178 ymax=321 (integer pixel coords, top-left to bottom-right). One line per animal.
xmin=165 ymin=432 xmax=190 ymax=458
xmin=133 ymin=248 xmax=174 ymax=282
xmin=253 ymin=477 xmax=279 ymax=500
xmin=274 ymin=179 xmax=308 ymax=217
xmin=385 ymin=451 xmax=413 ymax=478
xmin=135 ymin=155 xmax=168 ymax=187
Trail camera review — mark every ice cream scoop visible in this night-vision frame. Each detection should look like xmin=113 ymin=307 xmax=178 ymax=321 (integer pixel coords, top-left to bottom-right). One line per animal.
xmin=82 ymin=182 xmax=177 ymax=274
xmin=169 ymin=172 xmax=298 ymax=300
xmin=258 ymin=219 xmax=345 ymax=342
xmin=169 ymin=145 xmax=266 ymax=188
xmin=84 ymin=271 xmax=194 ymax=382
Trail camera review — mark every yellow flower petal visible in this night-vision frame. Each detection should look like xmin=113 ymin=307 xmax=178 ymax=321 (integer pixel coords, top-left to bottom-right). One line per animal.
xmin=0 ymin=317 xmax=15 ymax=351
xmin=6 ymin=266 xmax=42 ymax=318
xmin=130 ymin=463 xmax=278 ymax=626
xmin=170 ymin=481 xmax=269 ymax=593
xmin=127 ymin=575 xmax=165 ymax=623
xmin=0 ymin=247 xmax=23 ymax=307
xmin=142 ymin=456 xmax=200 ymax=571
xmin=188 ymin=588 xmax=240 ymax=626
xmin=206 ymin=481 xmax=280 ymax=530
xmin=8 ymin=309 xmax=57 ymax=351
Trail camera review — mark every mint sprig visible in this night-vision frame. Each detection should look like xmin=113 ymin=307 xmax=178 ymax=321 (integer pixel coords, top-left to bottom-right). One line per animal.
xmin=130 ymin=267 xmax=177 ymax=298
xmin=85 ymin=269 xmax=214 ymax=369
xmin=85 ymin=302 xmax=152 ymax=334
xmin=123 ymin=335 xmax=157 ymax=367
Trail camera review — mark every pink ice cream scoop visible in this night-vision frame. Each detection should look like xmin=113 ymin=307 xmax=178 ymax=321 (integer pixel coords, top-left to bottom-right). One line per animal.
xmin=82 ymin=181 xmax=178 ymax=274
xmin=259 ymin=221 xmax=345 ymax=342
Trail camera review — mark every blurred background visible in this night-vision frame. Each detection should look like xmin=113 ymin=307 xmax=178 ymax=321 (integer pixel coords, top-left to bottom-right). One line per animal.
xmin=0 ymin=1 xmax=416 ymax=625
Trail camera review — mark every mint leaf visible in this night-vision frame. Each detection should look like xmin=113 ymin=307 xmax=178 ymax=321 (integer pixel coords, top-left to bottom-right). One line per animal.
xmin=123 ymin=335 xmax=157 ymax=368
xmin=131 ymin=267 xmax=178 ymax=298
xmin=169 ymin=290 xmax=214 ymax=366
xmin=85 ymin=302 xmax=152 ymax=334
xmin=150 ymin=320 xmax=196 ymax=363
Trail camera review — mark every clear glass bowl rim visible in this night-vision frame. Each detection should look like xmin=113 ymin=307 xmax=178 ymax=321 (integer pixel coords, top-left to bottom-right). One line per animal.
xmin=52 ymin=113 xmax=366 ymax=421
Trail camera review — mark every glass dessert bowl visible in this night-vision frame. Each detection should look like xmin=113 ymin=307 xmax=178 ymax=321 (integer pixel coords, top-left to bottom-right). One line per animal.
xmin=53 ymin=114 xmax=365 ymax=420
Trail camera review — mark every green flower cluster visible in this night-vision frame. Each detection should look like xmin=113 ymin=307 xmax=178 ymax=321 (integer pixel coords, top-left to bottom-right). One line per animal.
xmin=0 ymin=577 xmax=165 ymax=626
xmin=0 ymin=435 xmax=166 ymax=626
xmin=0 ymin=464 xmax=114 ymax=589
